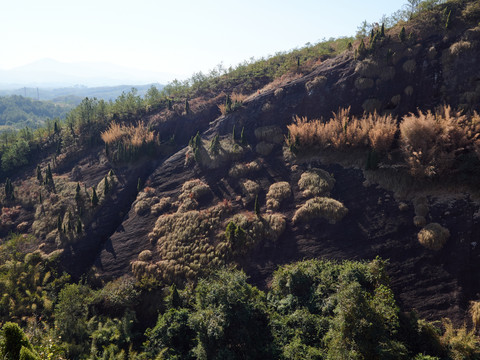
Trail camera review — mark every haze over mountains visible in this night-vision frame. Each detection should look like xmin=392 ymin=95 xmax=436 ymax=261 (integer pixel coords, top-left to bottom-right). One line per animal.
xmin=0 ymin=58 xmax=174 ymax=89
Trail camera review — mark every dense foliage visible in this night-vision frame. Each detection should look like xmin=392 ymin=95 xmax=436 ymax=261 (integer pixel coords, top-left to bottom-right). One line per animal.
xmin=0 ymin=95 xmax=72 ymax=131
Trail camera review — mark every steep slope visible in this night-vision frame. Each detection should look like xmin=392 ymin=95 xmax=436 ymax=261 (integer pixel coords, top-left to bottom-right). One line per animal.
xmin=93 ymin=3 xmax=480 ymax=324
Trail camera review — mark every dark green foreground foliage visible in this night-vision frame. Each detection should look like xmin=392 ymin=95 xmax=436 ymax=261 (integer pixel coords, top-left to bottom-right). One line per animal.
xmin=0 ymin=241 xmax=475 ymax=360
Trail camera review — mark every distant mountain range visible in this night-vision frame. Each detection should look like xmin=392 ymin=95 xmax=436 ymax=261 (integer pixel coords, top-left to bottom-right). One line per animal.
xmin=0 ymin=84 xmax=165 ymax=105
xmin=0 ymin=58 xmax=174 ymax=88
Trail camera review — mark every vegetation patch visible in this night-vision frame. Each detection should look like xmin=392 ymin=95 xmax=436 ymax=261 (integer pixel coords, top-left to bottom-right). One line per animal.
xmin=142 ymin=202 xmax=231 ymax=283
xmin=254 ymin=126 xmax=284 ymax=144
xmin=292 ymin=197 xmax=348 ymax=224
xmin=287 ymin=108 xmax=396 ymax=153
xmin=298 ymin=168 xmax=335 ymax=197
xmin=418 ymin=223 xmax=450 ymax=250
xmin=266 ymin=181 xmax=291 ymax=210
xmin=228 ymin=160 xmax=261 ymax=178
xmin=305 ymin=76 xmax=327 ymax=93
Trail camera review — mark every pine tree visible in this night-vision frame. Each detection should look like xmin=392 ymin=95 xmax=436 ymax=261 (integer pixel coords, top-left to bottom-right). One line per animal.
xmin=54 ymin=121 xmax=59 ymax=134
xmin=232 ymin=124 xmax=236 ymax=142
xmin=4 ymin=178 xmax=14 ymax=201
xmin=76 ymin=219 xmax=82 ymax=234
xmin=36 ymin=165 xmax=43 ymax=183
xmin=240 ymin=127 xmax=247 ymax=145
xmin=380 ymin=23 xmax=385 ymax=37
xmin=254 ymin=195 xmax=260 ymax=217
xmin=91 ymin=187 xmax=99 ymax=207
xmin=210 ymin=134 xmax=220 ymax=154
xmin=225 ymin=94 xmax=232 ymax=113
xmin=75 ymin=183 xmax=81 ymax=203
xmin=399 ymin=26 xmax=406 ymax=42
xmin=104 ymin=176 xmax=110 ymax=195
xmin=358 ymin=39 xmax=366 ymax=57
xmin=137 ymin=178 xmax=142 ymax=193
xmin=166 ymin=284 xmax=182 ymax=308
xmin=105 ymin=142 xmax=109 ymax=157
xmin=57 ymin=214 xmax=62 ymax=232
xmin=184 ymin=99 xmax=190 ymax=114
xmin=45 ymin=164 xmax=53 ymax=185
xmin=38 ymin=191 xmax=42 ymax=204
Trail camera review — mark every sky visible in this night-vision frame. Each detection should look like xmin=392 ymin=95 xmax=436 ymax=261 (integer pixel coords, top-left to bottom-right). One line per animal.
xmin=0 ymin=0 xmax=408 ymax=82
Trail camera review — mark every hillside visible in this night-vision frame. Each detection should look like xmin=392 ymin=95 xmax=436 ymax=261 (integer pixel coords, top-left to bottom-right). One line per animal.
xmin=1 ymin=0 xmax=480 ymax=358
xmin=0 ymin=95 xmax=73 ymax=131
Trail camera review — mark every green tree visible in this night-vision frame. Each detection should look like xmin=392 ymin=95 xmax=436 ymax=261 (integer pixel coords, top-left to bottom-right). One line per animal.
xmin=0 ymin=322 xmax=37 ymax=360
xmin=45 ymin=164 xmax=53 ymax=186
xmin=54 ymin=284 xmax=91 ymax=358
xmin=185 ymin=99 xmax=190 ymax=114
xmin=145 ymin=308 xmax=195 ymax=360
xmin=91 ymin=186 xmax=99 ymax=207
xmin=399 ymin=27 xmax=406 ymax=42
xmin=254 ymin=195 xmax=260 ymax=216
xmin=36 ymin=165 xmax=42 ymax=183
xmin=104 ymin=175 xmax=110 ymax=195
xmin=1 ymin=139 xmax=30 ymax=173
xmin=210 ymin=134 xmax=220 ymax=154
xmin=240 ymin=126 xmax=247 ymax=145
xmin=190 ymin=269 xmax=275 ymax=359
xmin=4 ymin=178 xmax=14 ymax=201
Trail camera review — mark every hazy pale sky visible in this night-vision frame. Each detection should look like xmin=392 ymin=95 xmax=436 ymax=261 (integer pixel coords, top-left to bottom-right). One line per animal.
xmin=1 ymin=0 xmax=407 ymax=81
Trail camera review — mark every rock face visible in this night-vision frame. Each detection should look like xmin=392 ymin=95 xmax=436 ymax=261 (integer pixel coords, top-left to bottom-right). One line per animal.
xmin=62 ymin=11 xmax=480 ymax=323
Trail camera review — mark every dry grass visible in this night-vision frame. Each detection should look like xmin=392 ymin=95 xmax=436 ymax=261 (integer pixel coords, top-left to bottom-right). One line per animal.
xmin=101 ymin=121 xmax=156 ymax=147
xmin=139 ymin=202 xmax=230 ymax=283
xmin=449 ymin=41 xmax=472 ymax=57
xmin=287 ymin=107 xmax=397 ymax=152
xmin=292 ymin=197 xmax=348 ymax=224
xmin=399 ymin=106 xmax=472 ymax=177
xmin=298 ymin=168 xmax=335 ymax=198
xmin=417 ymin=223 xmax=450 ymax=251
xmin=266 ymin=182 xmax=291 ymax=210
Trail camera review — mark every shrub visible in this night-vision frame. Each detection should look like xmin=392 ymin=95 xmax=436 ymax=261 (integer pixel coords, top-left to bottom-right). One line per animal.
xmin=441 ymin=318 xmax=480 ymax=360
xmin=178 ymin=179 xmax=210 ymax=203
xmin=403 ymin=59 xmax=417 ymax=73
xmin=305 ymin=76 xmax=327 ymax=93
xmin=240 ymin=179 xmax=260 ymax=197
xmin=292 ymin=197 xmax=348 ymax=224
xmin=254 ymin=126 xmax=284 ymax=144
xmin=414 ymin=216 xmax=427 ymax=227
xmin=405 ymin=86 xmax=414 ymax=96
xmin=298 ymin=169 xmax=335 ymax=197
xmin=362 ymin=98 xmax=382 ymax=113
xmin=354 ymin=77 xmax=374 ymax=90
xmin=355 ymin=59 xmax=381 ymax=78
xmin=418 ymin=223 xmax=450 ymax=250
xmin=449 ymin=41 xmax=472 ymax=57
xmin=228 ymin=160 xmax=262 ymax=178
xmin=256 ymin=141 xmax=275 ymax=156
xmin=266 ymin=182 xmax=291 ymax=210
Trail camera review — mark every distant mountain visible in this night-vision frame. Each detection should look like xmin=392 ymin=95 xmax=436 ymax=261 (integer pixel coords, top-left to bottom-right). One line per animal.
xmin=0 ymin=58 xmax=174 ymax=88
xmin=0 ymin=84 xmax=165 ymax=105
